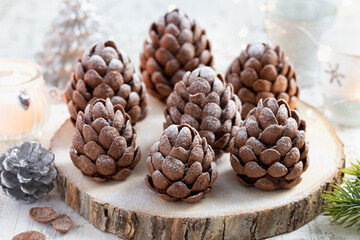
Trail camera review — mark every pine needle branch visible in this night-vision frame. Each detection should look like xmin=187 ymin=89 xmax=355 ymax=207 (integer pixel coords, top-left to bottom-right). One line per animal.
xmin=341 ymin=159 xmax=360 ymax=178
xmin=322 ymin=160 xmax=360 ymax=231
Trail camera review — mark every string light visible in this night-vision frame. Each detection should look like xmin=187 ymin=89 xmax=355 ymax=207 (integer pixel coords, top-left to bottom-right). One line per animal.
xmin=168 ymin=3 xmax=176 ymax=12
xmin=264 ymin=19 xmax=277 ymax=30
xmin=306 ymin=109 xmax=313 ymax=118
xmin=355 ymin=91 xmax=360 ymax=99
xmin=259 ymin=3 xmax=266 ymax=12
xmin=238 ymin=27 xmax=248 ymax=38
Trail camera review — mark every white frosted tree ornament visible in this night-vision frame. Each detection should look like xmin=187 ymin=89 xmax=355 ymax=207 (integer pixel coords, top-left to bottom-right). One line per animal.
xmin=36 ymin=0 xmax=106 ymax=89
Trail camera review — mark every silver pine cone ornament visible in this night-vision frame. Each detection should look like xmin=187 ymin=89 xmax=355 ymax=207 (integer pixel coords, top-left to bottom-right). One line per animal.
xmin=37 ymin=0 xmax=106 ymax=89
xmin=0 ymin=141 xmax=57 ymax=203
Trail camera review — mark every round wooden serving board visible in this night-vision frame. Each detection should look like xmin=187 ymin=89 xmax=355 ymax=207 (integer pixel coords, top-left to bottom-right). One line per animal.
xmin=51 ymin=96 xmax=344 ymax=240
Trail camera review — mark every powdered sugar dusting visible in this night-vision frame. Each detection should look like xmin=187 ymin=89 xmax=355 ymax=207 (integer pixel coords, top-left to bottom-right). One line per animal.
xmin=247 ymin=43 xmax=266 ymax=59
xmin=52 ymin=96 xmax=341 ymax=218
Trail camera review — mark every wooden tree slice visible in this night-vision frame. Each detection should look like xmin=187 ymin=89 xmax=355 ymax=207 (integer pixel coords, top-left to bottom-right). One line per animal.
xmin=51 ymin=96 xmax=344 ymax=240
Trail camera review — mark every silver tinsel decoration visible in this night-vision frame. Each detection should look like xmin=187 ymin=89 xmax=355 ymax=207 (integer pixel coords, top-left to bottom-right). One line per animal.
xmin=37 ymin=0 xmax=106 ymax=89
xmin=0 ymin=141 xmax=57 ymax=203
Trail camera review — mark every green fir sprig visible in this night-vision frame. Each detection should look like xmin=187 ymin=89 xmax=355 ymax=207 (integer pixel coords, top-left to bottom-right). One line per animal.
xmin=322 ymin=160 xmax=360 ymax=230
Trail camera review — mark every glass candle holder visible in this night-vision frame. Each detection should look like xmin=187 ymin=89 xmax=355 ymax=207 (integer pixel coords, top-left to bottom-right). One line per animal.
xmin=318 ymin=28 xmax=360 ymax=127
xmin=265 ymin=0 xmax=336 ymax=87
xmin=0 ymin=59 xmax=50 ymax=146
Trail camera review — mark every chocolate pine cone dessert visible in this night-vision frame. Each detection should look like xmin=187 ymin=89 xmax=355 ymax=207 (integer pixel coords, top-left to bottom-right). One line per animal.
xmin=229 ymin=98 xmax=309 ymax=190
xmin=145 ymin=124 xmax=218 ymax=202
xmin=226 ymin=43 xmax=299 ymax=119
xmin=140 ymin=9 xmax=214 ymax=101
xmin=70 ymin=98 xmax=141 ymax=182
xmin=65 ymin=41 xmax=148 ymax=125
xmin=164 ymin=67 xmax=242 ymax=157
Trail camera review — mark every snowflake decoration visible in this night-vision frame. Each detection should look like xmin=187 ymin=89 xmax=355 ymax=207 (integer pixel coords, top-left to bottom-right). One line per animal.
xmin=325 ymin=62 xmax=345 ymax=87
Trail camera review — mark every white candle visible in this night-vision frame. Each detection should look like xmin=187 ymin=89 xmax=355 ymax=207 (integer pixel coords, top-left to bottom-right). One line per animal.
xmin=318 ymin=28 xmax=360 ymax=101
xmin=0 ymin=59 xmax=49 ymax=143
xmin=318 ymin=28 xmax=360 ymax=127
xmin=0 ymin=71 xmax=33 ymax=136
xmin=265 ymin=0 xmax=337 ymax=88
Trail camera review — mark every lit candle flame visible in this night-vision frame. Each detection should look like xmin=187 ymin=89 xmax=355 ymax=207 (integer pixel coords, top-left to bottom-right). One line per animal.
xmin=355 ymin=90 xmax=360 ymax=99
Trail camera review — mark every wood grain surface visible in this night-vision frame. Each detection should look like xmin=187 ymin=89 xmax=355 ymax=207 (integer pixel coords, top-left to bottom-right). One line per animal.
xmin=1 ymin=0 xmax=360 ymax=239
xmin=51 ymin=98 xmax=345 ymax=239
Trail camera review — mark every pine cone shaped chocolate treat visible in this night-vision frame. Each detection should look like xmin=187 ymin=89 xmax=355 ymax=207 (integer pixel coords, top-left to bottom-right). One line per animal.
xmin=145 ymin=124 xmax=218 ymax=202
xmin=0 ymin=141 xmax=57 ymax=203
xmin=226 ymin=43 xmax=299 ymax=119
xmin=65 ymin=41 xmax=148 ymax=124
xmin=164 ymin=67 xmax=242 ymax=156
xmin=140 ymin=9 xmax=213 ymax=101
xmin=229 ymin=98 xmax=309 ymax=190
xmin=70 ymin=98 xmax=141 ymax=182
